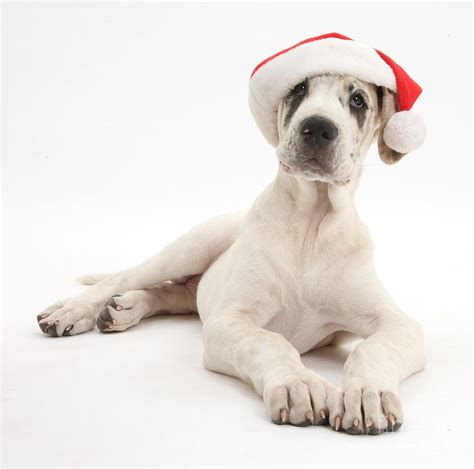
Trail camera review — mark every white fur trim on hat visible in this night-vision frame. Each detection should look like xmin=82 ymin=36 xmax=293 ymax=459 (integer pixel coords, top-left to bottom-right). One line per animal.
xmin=383 ymin=110 xmax=426 ymax=154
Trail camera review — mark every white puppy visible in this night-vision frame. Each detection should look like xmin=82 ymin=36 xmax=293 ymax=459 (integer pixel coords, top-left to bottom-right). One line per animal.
xmin=38 ymin=40 xmax=426 ymax=436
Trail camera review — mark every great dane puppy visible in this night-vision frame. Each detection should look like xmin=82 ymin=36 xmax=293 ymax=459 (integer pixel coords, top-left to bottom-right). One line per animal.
xmin=37 ymin=73 xmax=425 ymax=435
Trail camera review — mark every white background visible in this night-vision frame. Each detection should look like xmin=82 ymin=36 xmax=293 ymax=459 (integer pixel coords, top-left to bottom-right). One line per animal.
xmin=2 ymin=2 xmax=472 ymax=467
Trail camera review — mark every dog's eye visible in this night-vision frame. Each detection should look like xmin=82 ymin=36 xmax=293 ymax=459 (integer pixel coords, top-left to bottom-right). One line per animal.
xmin=350 ymin=93 xmax=366 ymax=109
xmin=292 ymin=81 xmax=307 ymax=96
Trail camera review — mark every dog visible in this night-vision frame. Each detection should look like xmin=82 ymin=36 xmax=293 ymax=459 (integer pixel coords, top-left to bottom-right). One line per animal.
xmin=37 ymin=35 xmax=426 ymax=435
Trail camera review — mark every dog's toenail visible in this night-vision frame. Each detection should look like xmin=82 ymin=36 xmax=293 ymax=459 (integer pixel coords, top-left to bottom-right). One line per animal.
xmin=280 ymin=409 xmax=288 ymax=423
xmin=319 ymin=409 xmax=326 ymax=420
xmin=304 ymin=410 xmax=314 ymax=424
xmin=334 ymin=415 xmax=341 ymax=431
xmin=353 ymin=418 xmax=359 ymax=427
xmin=387 ymin=414 xmax=401 ymax=431
xmin=45 ymin=324 xmax=58 ymax=337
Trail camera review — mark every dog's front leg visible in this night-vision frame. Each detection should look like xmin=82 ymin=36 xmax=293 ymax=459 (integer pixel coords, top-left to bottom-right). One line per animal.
xmin=328 ymin=313 xmax=426 ymax=435
xmin=202 ymin=311 xmax=334 ymax=426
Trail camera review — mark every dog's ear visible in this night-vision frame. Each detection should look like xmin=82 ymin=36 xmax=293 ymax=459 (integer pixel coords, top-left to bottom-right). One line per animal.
xmin=376 ymin=87 xmax=405 ymax=165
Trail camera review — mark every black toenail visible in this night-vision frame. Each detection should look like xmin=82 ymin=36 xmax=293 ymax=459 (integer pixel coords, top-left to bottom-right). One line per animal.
xmin=44 ymin=323 xmax=58 ymax=337
xmin=96 ymin=316 xmax=109 ymax=332
xmin=99 ymin=307 xmax=113 ymax=322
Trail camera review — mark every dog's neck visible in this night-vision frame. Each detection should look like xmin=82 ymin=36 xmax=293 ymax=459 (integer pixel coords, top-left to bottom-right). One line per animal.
xmin=273 ymin=165 xmax=361 ymax=216
xmin=247 ymin=164 xmax=363 ymax=248
xmin=255 ymin=167 xmax=362 ymax=245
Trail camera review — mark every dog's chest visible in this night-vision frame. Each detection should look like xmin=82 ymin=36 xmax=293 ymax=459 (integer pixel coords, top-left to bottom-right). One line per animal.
xmin=264 ymin=279 xmax=345 ymax=354
xmin=256 ymin=229 xmax=352 ymax=349
xmin=197 ymin=204 xmax=368 ymax=352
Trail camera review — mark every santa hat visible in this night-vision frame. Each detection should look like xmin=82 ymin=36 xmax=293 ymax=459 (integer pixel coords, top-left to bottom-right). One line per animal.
xmin=249 ymin=32 xmax=425 ymax=154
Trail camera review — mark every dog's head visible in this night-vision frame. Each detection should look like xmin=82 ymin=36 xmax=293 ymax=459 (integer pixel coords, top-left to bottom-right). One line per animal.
xmin=276 ymin=74 xmax=403 ymax=185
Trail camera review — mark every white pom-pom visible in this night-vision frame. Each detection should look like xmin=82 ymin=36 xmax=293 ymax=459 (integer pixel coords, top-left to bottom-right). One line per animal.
xmin=383 ymin=110 xmax=426 ymax=154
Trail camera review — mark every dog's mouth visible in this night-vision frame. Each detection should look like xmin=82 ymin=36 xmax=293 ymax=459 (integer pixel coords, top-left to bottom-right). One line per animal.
xmin=279 ymin=160 xmax=351 ymax=186
xmin=280 ymin=158 xmax=321 ymax=172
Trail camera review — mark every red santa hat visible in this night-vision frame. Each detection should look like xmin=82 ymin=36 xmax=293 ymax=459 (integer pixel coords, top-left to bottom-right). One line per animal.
xmin=249 ymin=33 xmax=425 ymax=154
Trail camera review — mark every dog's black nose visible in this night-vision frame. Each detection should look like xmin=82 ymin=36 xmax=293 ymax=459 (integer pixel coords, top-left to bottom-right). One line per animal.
xmin=300 ymin=116 xmax=338 ymax=147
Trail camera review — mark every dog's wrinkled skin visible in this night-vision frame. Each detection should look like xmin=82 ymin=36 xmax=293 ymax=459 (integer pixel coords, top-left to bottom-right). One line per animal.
xmin=37 ymin=74 xmax=425 ymax=435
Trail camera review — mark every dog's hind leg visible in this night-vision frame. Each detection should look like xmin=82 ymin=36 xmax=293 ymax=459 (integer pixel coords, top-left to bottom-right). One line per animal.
xmin=37 ymin=211 xmax=243 ymax=337
xmin=75 ymin=272 xmax=113 ymax=285
xmin=96 ymin=280 xmax=199 ymax=332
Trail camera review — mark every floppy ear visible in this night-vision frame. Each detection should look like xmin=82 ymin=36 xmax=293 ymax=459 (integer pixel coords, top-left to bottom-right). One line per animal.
xmin=376 ymin=87 xmax=405 ymax=165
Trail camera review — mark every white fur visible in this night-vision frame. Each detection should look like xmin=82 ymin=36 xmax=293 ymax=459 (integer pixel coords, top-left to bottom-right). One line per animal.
xmin=38 ymin=76 xmax=426 ymax=435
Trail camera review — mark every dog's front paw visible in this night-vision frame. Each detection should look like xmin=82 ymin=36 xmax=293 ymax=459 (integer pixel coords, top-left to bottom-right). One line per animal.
xmin=327 ymin=386 xmax=403 ymax=435
xmin=37 ymin=298 xmax=97 ymax=337
xmin=263 ymin=369 xmax=334 ymax=427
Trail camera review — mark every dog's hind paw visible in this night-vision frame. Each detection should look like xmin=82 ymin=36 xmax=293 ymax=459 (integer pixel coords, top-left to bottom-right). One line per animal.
xmin=37 ymin=299 xmax=97 ymax=337
xmin=96 ymin=292 xmax=146 ymax=333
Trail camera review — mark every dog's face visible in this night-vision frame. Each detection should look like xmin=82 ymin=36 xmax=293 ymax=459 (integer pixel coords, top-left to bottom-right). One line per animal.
xmin=276 ymin=74 xmax=401 ymax=185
